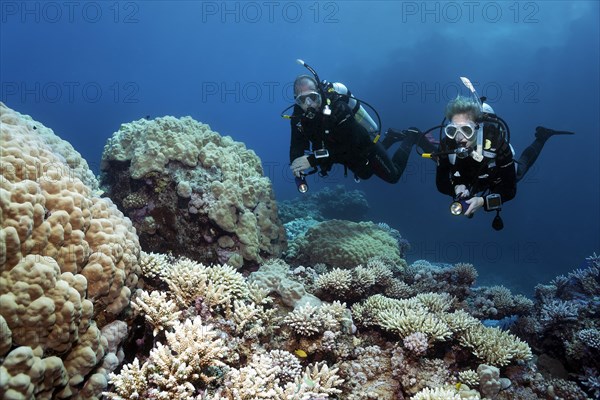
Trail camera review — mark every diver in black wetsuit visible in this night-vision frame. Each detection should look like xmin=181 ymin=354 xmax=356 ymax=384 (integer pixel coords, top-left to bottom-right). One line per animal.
xmin=384 ymin=95 xmax=573 ymax=230
xmin=434 ymin=96 xmax=573 ymax=217
xmin=288 ymin=69 xmax=416 ymax=185
xmin=382 ymin=92 xmax=574 ymax=230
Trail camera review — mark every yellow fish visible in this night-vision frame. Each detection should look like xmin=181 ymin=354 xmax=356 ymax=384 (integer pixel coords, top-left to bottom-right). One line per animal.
xmin=294 ymin=349 xmax=307 ymax=358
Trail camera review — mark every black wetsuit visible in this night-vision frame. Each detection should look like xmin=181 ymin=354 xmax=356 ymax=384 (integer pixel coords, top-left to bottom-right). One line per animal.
xmin=436 ymin=124 xmax=517 ymax=204
xmin=289 ymin=101 xmax=407 ymax=184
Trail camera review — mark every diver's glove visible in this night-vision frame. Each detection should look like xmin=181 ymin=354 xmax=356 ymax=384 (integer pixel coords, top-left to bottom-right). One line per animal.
xmin=330 ymin=101 xmax=353 ymax=127
xmin=454 ymin=184 xmax=470 ymax=199
xmin=464 ymin=197 xmax=484 ymax=217
xmin=290 ymin=155 xmax=314 ymax=178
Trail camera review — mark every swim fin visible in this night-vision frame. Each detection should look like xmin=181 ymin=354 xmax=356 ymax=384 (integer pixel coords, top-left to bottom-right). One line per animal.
xmin=535 ymin=126 xmax=575 ymax=140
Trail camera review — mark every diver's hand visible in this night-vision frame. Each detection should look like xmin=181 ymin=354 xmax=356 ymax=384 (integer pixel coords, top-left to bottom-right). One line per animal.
xmin=464 ymin=197 xmax=484 ymax=216
xmin=454 ymin=185 xmax=470 ymax=199
xmin=291 ymin=156 xmax=312 ymax=178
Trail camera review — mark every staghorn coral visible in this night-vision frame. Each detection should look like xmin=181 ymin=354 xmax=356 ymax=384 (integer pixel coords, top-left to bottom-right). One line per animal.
xmin=283 ymin=303 xmax=323 ymax=337
xmin=369 ymin=293 xmax=455 ymax=342
xmin=103 ymin=358 xmax=148 ymax=400
xmin=577 ymin=327 xmax=600 ymax=350
xmin=105 ymin=316 xmax=228 ymax=399
xmin=138 ymin=251 xmax=171 ymax=280
xmin=410 ymin=386 xmax=480 ymax=400
xmin=466 ymin=285 xmax=533 ymax=320
xmin=379 ymin=306 xmax=453 ymax=342
xmin=222 ymin=354 xmax=343 ymax=400
xmin=458 ymin=325 xmax=532 ymax=367
xmin=231 ymin=299 xmax=278 ymax=339
xmin=578 ymin=367 xmax=600 ymax=399
xmin=222 ymin=352 xmax=290 ymax=399
xmin=164 ymin=258 xmax=249 ymax=315
xmin=441 ymin=310 xmax=480 ymax=333
xmin=314 ymin=268 xmax=353 ymax=297
xmin=131 ymin=290 xmax=182 ymax=336
xmin=283 ymin=301 xmax=352 ymax=337
xmin=268 ymin=349 xmax=303 ymax=385
xmin=513 ymin=254 xmax=599 ymax=395
xmin=539 ymin=299 xmax=581 ymax=327
xmin=400 ymin=261 xmax=475 ymax=301
xmin=384 ymin=278 xmax=414 ymax=299
xmin=312 ymin=257 xmax=408 ymax=303
xmin=101 ymin=115 xmax=286 ymax=267
xmin=458 ymin=369 xmax=480 ymax=387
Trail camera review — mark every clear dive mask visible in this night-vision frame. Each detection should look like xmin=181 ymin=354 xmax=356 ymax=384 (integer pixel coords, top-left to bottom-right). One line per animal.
xmin=295 ymin=91 xmax=321 ymax=108
xmin=444 ymin=122 xmax=478 ymax=139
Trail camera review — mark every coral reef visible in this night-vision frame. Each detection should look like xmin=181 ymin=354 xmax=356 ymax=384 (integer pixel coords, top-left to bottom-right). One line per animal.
xmin=466 ymin=285 xmax=534 ymax=320
xmin=513 ymin=253 xmax=600 ymax=398
xmin=0 ymin=103 xmax=140 ymax=398
xmin=399 ymin=260 xmax=478 ymax=301
xmin=100 ymin=115 xmax=286 ymax=268
xmin=106 ymin=248 xmax=600 ymax=399
xmin=278 ymin=184 xmax=369 ymax=223
xmin=3 ymin=103 xmax=597 ymax=400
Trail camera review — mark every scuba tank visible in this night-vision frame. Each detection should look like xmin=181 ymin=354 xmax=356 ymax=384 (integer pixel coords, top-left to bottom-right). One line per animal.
xmin=327 ymin=81 xmax=380 ymax=143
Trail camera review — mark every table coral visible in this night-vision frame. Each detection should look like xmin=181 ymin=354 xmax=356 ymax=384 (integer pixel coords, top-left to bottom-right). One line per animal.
xmin=100 ymin=115 xmax=286 ymax=267
xmin=352 ymin=293 xmax=532 ymax=368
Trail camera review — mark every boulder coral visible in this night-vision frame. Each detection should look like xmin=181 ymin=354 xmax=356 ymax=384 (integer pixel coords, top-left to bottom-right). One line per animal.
xmin=286 ymin=219 xmax=403 ymax=268
xmin=0 ymin=103 xmax=141 ymax=398
xmin=100 ymin=116 xmax=286 ymax=268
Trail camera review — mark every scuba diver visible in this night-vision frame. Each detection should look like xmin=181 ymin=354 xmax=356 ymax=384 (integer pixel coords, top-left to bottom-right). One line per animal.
xmin=389 ymin=77 xmax=574 ymax=230
xmin=284 ymin=60 xmax=419 ymax=191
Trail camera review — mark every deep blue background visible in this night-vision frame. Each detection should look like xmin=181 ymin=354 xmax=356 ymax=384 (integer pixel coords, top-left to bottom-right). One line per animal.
xmin=2 ymin=1 xmax=598 ymax=294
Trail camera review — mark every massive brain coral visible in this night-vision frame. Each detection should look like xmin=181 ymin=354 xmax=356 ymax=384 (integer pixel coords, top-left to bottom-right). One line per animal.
xmin=286 ymin=219 xmax=403 ymax=268
xmin=100 ymin=116 xmax=286 ymax=268
xmin=0 ymin=102 xmax=141 ymax=398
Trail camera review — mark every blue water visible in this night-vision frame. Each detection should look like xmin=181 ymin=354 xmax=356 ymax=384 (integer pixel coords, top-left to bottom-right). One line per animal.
xmin=2 ymin=1 xmax=598 ymax=295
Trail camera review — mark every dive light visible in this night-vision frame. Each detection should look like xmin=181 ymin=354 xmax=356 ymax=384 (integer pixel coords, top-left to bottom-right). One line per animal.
xmin=295 ymin=175 xmax=309 ymax=193
xmin=450 ymin=199 xmax=469 ymax=216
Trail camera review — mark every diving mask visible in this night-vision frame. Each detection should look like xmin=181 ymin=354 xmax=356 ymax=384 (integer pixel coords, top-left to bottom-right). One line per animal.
xmin=444 ymin=122 xmax=478 ymax=139
xmin=295 ymin=91 xmax=321 ymax=108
